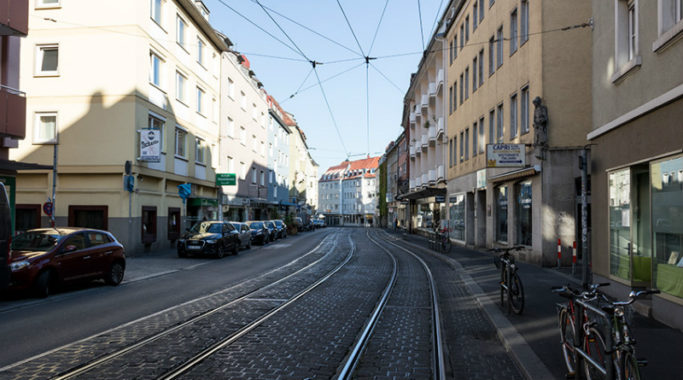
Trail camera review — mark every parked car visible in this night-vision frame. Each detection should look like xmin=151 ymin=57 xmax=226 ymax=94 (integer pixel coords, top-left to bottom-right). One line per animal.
xmin=1 ymin=183 xmax=12 ymax=291
xmin=230 ymin=222 xmax=252 ymax=250
xmin=177 ymin=221 xmax=239 ymax=258
xmin=246 ymin=221 xmax=269 ymax=245
xmin=293 ymin=217 xmax=304 ymax=231
xmin=263 ymin=221 xmax=277 ymax=241
xmin=8 ymin=227 xmax=126 ymax=297
xmin=272 ymin=220 xmax=287 ymax=239
xmin=312 ymin=219 xmax=323 ymax=229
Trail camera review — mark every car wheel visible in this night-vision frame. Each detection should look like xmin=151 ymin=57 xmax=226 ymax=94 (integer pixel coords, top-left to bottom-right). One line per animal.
xmin=216 ymin=244 xmax=225 ymax=259
xmin=247 ymin=240 xmax=251 ymax=249
xmin=34 ymin=270 xmax=53 ymax=298
xmin=106 ymin=261 xmax=125 ymax=286
xmin=178 ymin=249 xmax=186 ymax=258
xmin=232 ymin=241 xmax=239 ymax=255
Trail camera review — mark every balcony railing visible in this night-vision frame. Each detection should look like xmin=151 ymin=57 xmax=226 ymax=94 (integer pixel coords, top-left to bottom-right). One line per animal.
xmin=429 ymin=169 xmax=436 ymax=184
xmin=428 ymin=82 xmax=436 ymax=97
xmin=0 ymin=85 xmax=26 ymax=139
xmin=409 ymin=111 xmax=416 ymax=126
xmin=421 ymin=134 xmax=428 ymax=148
xmin=436 ymin=69 xmax=444 ymax=91
xmin=409 ymin=178 xmax=415 ymax=190
xmin=422 ymin=173 xmax=428 ymax=186
xmin=436 ymin=117 xmax=444 ymax=138
xmin=437 ymin=165 xmax=445 ymax=181
xmin=409 ymin=144 xmax=416 ymax=157
xmin=428 ymin=125 xmax=436 ymax=144
xmin=421 ymin=94 xmax=428 ymax=109
xmin=0 ymin=0 xmax=28 ymax=36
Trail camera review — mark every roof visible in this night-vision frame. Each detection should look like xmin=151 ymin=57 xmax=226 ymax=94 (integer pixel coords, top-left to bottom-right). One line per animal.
xmin=319 ymin=156 xmax=380 ymax=181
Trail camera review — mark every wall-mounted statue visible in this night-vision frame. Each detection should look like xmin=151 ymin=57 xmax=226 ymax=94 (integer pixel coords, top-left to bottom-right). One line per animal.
xmin=533 ymin=97 xmax=548 ymax=159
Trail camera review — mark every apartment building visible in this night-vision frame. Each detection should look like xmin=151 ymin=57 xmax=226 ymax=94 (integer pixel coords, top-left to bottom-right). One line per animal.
xmin=442 ymin=0 xmax=592 ymax=264
xmin=318 ymin=156 xmax=379 ymax=226
xmin=11 ymin=0 xmax=226 ymax=254
xmin=216 ymin=45 xmax=270 ymax=221
xmin=379 ymin=132 xmax=408 ymax=229
xmin=588 ymin=0 xmax=683 ymax=329
xmin=266 ymin=95 xmax=292 ymax=215
xmin=402 ymin=14 xmax=448 ymax=233
xmin=288 ymin=121 xmax=318 ymax=217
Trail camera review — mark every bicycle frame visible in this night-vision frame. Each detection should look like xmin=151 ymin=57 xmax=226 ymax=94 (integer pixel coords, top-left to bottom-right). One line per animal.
xmin=575 ymin=297 xmax=612 ymax=378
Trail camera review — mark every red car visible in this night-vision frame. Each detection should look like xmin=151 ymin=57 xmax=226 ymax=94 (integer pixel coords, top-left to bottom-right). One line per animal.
xmin=8 ymin=228 xmax=126 ymax=297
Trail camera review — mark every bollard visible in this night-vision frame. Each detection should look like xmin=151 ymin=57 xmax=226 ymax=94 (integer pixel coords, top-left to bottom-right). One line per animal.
xmin=557 ymin=238 xmax=562 ymax=268
xmin=572 ymin=241 xmax=577 ymax=275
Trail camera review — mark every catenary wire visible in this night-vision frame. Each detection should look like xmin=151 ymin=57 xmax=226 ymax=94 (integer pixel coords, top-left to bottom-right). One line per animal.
xmin=429 ymin=0 xmax=446 ymax=39
xmin=254 ymin=0 xmax=311 ymax=61
xmin=336 ymin=0 xmax=367 ymax=57
xmin=368 ymin=0 xmax=390 ymax=57
xmin=417 ymin=0 xmax=426 ymax=52
xmin=370 ymin=63 xmax=404 ymax=94
xmin=313 ymin=68 xmax=350 ymax=158
xmin=282 ymin=62 xmax=366 ymax=103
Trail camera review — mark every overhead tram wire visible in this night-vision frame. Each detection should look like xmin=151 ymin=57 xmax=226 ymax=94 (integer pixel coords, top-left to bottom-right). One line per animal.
xmin=429 ymin=0 xmax=446 ymax=38
xmin=282 ymin=61 xmax=366 ymax=103
xmin=370 ymin=63 xmax=404 ymax=94
xmin=367 ymin=0 xmax=390 ymax=57
xmin=248 ymin=0 xmax=363 ymax=59
xmin=417 ymin=0 xmax=426 ymax=52
xmin=285 ymin=67 xmax=315 ymax=101
xmin=336 ymin=0 xmax=366 ymax=57
xmin=254 ymin=0 xmax=310 ymax=62
xmin=313 ymin=68 xmax=350 ymax=159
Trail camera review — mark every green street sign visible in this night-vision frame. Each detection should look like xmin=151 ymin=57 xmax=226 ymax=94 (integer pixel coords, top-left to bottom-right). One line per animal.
xmin=216 ymin=173 xmax=236 ymax=186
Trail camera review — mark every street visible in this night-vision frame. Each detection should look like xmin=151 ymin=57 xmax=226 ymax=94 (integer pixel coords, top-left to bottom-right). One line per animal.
xmin=0 ymin=227 xmax=681 ymax=379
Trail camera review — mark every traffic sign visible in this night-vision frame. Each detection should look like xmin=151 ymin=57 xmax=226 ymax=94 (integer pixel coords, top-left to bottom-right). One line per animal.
xmin=43 ymin=202 xmax=53 ymax=216
xmin=216 ymin=173 xmax=236 ymax=186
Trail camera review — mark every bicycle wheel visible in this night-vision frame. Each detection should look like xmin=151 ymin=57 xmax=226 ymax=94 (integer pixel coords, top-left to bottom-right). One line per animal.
xmin=583 ymin=327 xmax=611 ymax=380
xmin=509 ymin=271 xmax=525 ymax=314
xmin=620 ymin=351 xmax=640 ymax=380
xmin=559 ymin=308 xmax=577 ymax=376
xmin=500 ymin=267 xmax=507 ymax=310
xmin=442 ymin=236 xmax=452 ymax=253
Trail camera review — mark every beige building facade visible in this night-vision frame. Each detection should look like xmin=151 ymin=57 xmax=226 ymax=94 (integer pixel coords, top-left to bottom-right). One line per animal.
xmin=588 ymin=0 xmax=683 ymax=329
xmin=443 ymin=0 xmax=592 ymax=265
xmin=11 ymin=0 xmax=226 ymax=254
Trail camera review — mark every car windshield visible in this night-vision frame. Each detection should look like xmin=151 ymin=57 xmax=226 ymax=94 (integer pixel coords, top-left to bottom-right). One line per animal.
xmin=274 ymin=221 xmax=283 ymax=227
xmin=11 ymin=231 xmax=62 ymax=251
xmin=249 ymin=222 xmax=263 ymax=229
xmin=189 ymin=222 xmax=222 ymax=234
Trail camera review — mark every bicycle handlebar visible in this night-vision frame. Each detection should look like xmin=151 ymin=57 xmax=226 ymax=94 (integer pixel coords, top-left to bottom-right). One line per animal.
xmin=610 ymin=289 xmax=661 ymax=306
xmin=489 ymin=245 xmax=525 ymax=254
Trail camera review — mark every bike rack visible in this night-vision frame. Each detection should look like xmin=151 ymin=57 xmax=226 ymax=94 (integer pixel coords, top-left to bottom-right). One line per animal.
xmin=574 ymin=298 xmax=612 ymax=379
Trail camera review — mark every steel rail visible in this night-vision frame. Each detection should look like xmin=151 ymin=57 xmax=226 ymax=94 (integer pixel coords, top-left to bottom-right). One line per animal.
xmin=336 ymin=230 xmax=399 ymax=379
xmin=51 ymin=232 xmax=341 ymax=380
xmin=159 ymin=234 xmax=357 ymax=380
xmin=375 ymin=230 xmax=447 ymax=380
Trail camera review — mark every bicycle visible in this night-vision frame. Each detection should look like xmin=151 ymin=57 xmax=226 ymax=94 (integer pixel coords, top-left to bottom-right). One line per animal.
xmin=428 ymin=226 xmax=452 ymax=253
xmin=491 ymin=246 xmax=525 ymax=314
xmin=552 ymin=282 xmax=610 ymax=378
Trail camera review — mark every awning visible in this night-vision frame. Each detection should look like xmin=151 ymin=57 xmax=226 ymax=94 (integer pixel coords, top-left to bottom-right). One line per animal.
xmin=278 ymin=200 xmax=297 ymax=206
xmin=188 ymin=197 xmax=218 ymax=207
xmin=0 ymin=159 xmax=53 ymax=174
xmin=396 ymin=186 xmax=446 ymax=200
xmin=488 ymin=165 xmax=540 ymax=183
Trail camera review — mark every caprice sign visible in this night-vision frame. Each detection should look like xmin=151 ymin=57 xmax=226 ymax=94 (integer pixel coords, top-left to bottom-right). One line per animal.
xmin=486 ymin=144 xmax=525 ymax=168
xmin=139 ymin=129 xmax=161 ymax=162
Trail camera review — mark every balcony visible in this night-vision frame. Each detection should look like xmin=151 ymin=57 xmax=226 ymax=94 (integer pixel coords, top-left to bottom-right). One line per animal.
xmin=436 ymin=117 xmax=444 ymax=138
xmin=421 ymin=134 xmax=428 ymax=149
xmin=409 ymin=178 xmax=415 ymax=190
xmin=428 ymin=169 xmax=436 ymax=184
xmin=0 ymin=0 xmax=28 ymax=36
xmin=436 ymin=69 xmax=444 ymax=92
xmin=415 ymin=106 xmax=422 ymax=117
xmin=0 ymin=85 xmax=26 ymax=139
xmin=420 ymin=94 xmax=428 ymax=109
xmin=409 ymin=111 xmax=416 ymax=126
xmin=409 ymin=144 xmax=416 ymax=157
xmin=437 ymin=165 xmax=444 ymax=181
xmin=428 ymin=82 xmax=437 ymax=98
xmin=428 ymin=125 xmax=436 ymax=145
xmin=415 ymin=176 xmax=422 ymax=188
xmin=422 ymin=173 xmax=428 ymax=186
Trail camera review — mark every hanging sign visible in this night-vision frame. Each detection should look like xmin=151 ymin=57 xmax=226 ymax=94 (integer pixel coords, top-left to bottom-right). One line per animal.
xmin=486 ymin=144 xmax=525 ymax=167
xmin=139 ymin=129 xmax=161 ymax=162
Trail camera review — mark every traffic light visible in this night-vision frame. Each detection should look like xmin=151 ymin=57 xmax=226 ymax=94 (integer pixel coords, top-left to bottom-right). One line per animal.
xmin=124 ymin=175 xmax=134 ymax=192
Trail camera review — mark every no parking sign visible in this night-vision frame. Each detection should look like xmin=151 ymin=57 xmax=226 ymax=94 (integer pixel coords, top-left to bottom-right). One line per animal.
xmin=43 ymin=201 xmax=53 ymax=216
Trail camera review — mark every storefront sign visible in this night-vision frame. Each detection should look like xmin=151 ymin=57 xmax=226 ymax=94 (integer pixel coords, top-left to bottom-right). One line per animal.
xmin=139 ymin=129 xmax=161 ymax=162
xmin=486 ymin=144 xmax=525 ymax=167
xmin=476 ymin=169 xmax=487 ymax=189
xmin=216 ymin=173 xmax=236 ymax=186
xmin=435 ymin=195 xmax=445 ymax=203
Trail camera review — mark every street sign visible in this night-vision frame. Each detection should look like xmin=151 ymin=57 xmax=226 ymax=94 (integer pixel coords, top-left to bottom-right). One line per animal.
xmin=216 ymin=173 xmax=236 ymax=186
xmin=486 ymin=144 xmax=526 ymax=167
xmin=43 ymin=202 xmax=53 ymax=216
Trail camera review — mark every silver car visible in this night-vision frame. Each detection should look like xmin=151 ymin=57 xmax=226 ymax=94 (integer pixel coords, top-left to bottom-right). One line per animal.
xmin=230 ymin=222 xmax=252 ymax=250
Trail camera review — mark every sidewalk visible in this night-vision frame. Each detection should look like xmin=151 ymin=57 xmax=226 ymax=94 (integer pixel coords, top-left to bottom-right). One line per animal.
xmin=122 ymin=247 xmax=213 ymax=284
xmin=393 ymin=231 xmax=682 ymax=380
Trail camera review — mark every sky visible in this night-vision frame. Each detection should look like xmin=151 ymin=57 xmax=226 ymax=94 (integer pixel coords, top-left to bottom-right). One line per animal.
xmin=203 ymin=0 xmax=447 ymax=174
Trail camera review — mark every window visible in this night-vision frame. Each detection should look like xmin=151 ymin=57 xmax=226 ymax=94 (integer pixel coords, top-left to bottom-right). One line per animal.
xmin=479 ymin=0 xmax=485 ymax=22
xmin=464 ymin=67 xmax=469 ymax=99
xmin=449 ymin=195 xmax=465 ymax=240
xmin=196 ymin=87 xmax=205 ymax=115
xmin=227 ymin=78 xmax=234 ymax=99
xmin=465 ymin=128 xmax=470 ymax=160
xmin=240 ymin=162 xmax=246 ymax=180
xmin=148 ymin=113 xmax=165 ymax=152
xmin=197 ymin=38 xmax=204 ymax=66
xmin=195 ymin=137 xmax=204 ymax=164
xmin=490 ymin=0 xmax=495 ymax=7
xmin=36 ymin=44 xmax=58 ymax=75
xmin=227 ymin=156 xmax=234 ymax=173
xmin=174 ymin=127 xmax=187 ymax=158
xmin=521 ymin=0 xmax=529 ymax=44
xmin=473 ymin=4 xmax=478 ymax=30
xmin=252 ymin=135 xmax=257 ymax=152
xmin=453 ymin=81 xmax=458 ymax=110
xmin=658 ymin=0 xmax=683 ymax=37
xmin=521 ymin=86 xmax=530 ymax=134
xmin=176 ymin=15 xmax=186 ymax=48
xmin=150 ymin=52 xmax=163 ymax=87
xmin=510 ymin=94 xmax=518 ymax=138
xmin=614 ymin=0 xmax=640 ymax=79
xmin=472 ymin=122 xmax=478 ymax=156
xmin=227 ymin=117 xmax=235 ymax=138
xmin=240 ymin=91 xmax=246 ymax=110
xmin=459 ymin=74 xmax=464 ymax=104
xmin=478 ymin=49 xmax=484 ymax=87
xmin=252 ymin=104 xmax=257 ymax=120
xmin=496 ymin=26 xmax=504 ymax=67
xmin=460 ymin=131 xmax=464 ymax=162
xmin=479 ymin=116 xmax=485 ymax=153
xmin=449 ymin=86 xmax=454 ymax=114
xmin=449 ymin=138 xmax=453 ymax=167
xmin=34 ymin=112 xmax=57 ymax=144
xmin=454 ymin=35 xmax=458 ymax=58
xmin=628 ymin=2 xmax=637 ymax=61
xmin=496 ymin=186 xmax=508 ymax=243
xmin=465 ymin=16 xmax=470 ymax=41
xmin=473 ymin=57 xmax=478 ymax=92
xmin=175 ymin=71 xmax=186 ymax=102
xmin=489 ymin=109 xmax=495 ymax=144
xmin=151 ymin=0 xmax=162 ymax=25
xmin=496 ymin=103 xmax=504 ymax=143
xmin=260 ymin=170 xmax=265 ymax=186
xmin=510 ymin=8 xmax=518 ymax=54
xmin=252 ymin=167 xmax=257 ymax=183
xmin=516 ymin=181 xmax=532 ymax=246
xmin=489 ymin=36 xmax=495 ymax=75
xmin=460 ymin=25 xmax=464 ymax=50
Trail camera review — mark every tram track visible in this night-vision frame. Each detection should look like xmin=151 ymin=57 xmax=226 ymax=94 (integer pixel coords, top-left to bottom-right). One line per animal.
xmin=0 ymin=231 xmax=346 ymax=380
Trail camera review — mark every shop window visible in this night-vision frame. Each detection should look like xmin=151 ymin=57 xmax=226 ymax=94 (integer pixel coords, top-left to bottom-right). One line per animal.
xmin=651 ymin=156 xmax=683 ymax=298
xmin=418 ymin=203 xmax=433 ymax=229
xmin=15 ymin=204 xmax=41 ymax=233
xmin=496 ymin=186 xmax=508 ymax=242
xmin=68 ymin=206 xmax=108 ymax=230
xmin=449 ymin=195 xmax=465 ymax=241
xmin=142 ymin=206 xmax=157 ymax=244
xmin=516 ymin=181 xmax=532 ymax=246
xmin=168 ymin=207 xmax=180 ymax=241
